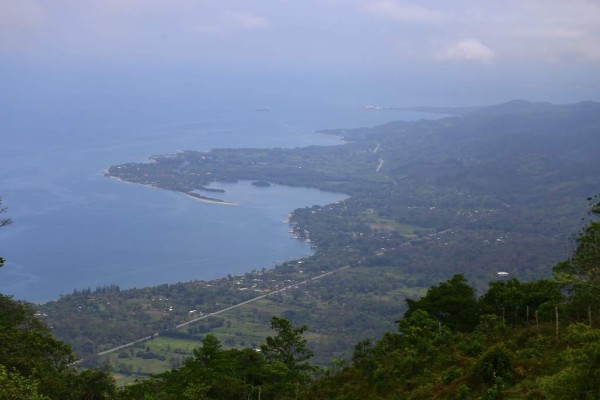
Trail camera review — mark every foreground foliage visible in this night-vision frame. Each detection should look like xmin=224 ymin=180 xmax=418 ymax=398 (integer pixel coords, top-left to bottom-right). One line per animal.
xmin=310 ymin=198 xmax=600 ymax=399
xmin=115 ymin=197 xmax=600 ymax=399
xmin=0 ymin=294 xmax=116 ymax=400
xmin=107 ymin=198 xmax=600 ymax=399
xmin=2 ymin=197 xmax=600 ymax=399
xmin=5 ymin=270 xmax=600 ymax=399
xmin=119 ymin=317 xmax=316 ymax=400
xmin=114 ymin=268 xmax=600 ymax=399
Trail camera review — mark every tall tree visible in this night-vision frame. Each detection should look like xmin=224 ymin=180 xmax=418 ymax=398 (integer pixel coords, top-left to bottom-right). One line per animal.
xmin=481 ymin=278 xmax=562 ymax=324
xmin=554 ymin=196 xmax=600 ymax=313
xmin=404 ymin=274 xmax=480 ymax=332
xmin=260 ymin=316 xmax=313 ymax=372
xmin=0 ymin=365 xmax=49 ymax=400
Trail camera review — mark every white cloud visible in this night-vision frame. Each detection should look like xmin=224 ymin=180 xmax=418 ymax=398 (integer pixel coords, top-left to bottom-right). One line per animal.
xmin=439 ymin=39 xmax=495 ymax=64
xmin=363 ymin=0 xmax=444 ymax=23
xmin=1 ymin=0 xmax=599 ymax=69
xmin=451 ymin=0 xmax=600 ymax=63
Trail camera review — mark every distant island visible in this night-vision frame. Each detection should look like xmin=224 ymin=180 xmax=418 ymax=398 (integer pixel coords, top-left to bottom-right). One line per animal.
xmin=251 ymin=180 xmax=271 ymax=187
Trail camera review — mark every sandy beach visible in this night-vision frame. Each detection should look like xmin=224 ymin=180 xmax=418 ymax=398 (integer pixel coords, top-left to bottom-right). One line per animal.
xmin=104 ymin=171 xmax=239 ymax=206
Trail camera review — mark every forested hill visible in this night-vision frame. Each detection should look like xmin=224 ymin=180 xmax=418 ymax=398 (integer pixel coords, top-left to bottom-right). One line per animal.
xmin=39 ymin=101 xmax=600 ymax=375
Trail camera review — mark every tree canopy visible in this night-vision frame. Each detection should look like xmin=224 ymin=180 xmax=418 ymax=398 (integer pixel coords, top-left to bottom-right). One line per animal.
xmin=260 ymin=316 xmax=314 ymax=372
xmin=0 ymin=294 xmax=116 ymax=400
xmin=404 ymin=274 xmax=480 ymax=332
xmin=2 ymin=190 xmax=600 ymax=398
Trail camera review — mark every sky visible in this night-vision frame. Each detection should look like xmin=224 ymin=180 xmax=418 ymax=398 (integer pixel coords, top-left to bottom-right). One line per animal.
xmin=1 ymin=0 xmax=600 ymax=109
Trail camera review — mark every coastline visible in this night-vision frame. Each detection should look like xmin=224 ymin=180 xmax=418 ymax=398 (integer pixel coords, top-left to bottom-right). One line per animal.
xmin=104 ymin=172 xmax=239 ymax=206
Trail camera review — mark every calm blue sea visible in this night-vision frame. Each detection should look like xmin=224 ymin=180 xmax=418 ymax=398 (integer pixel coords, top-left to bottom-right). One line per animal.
xmin=0 ymin=103 xmax=433 ymax=303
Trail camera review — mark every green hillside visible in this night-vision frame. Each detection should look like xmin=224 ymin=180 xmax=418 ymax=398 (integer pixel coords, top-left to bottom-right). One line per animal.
xmin=1 ymin=190 xmax=600 ymax=399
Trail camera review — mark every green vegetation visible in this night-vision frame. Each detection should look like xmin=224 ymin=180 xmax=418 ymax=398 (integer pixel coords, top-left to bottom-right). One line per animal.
xmin=116 ymin=196 xmax=600 ymax=399
xmin=1 ymin=190 xmax=600 ymax=398
xmin=118 ymin=318 xmax=319 ymax=400
xmin=0 ymin=293 xmax=116 ymax=400
xmin=405 ymin=274 xmax=480 ymax=332
xmin=53 ymin=266 xmax=421 ymax=381
xmin=4 ymin=100 xmax=600 ymax=397
xmin=106 ymin=100 xmax=600 ymax=289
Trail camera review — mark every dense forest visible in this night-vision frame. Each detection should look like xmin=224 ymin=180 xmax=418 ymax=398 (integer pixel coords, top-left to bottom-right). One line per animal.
xmin=117 ymin=197 xmax=600 ymax=399
xmin=1 ymin=196 xmax=599 ymax=399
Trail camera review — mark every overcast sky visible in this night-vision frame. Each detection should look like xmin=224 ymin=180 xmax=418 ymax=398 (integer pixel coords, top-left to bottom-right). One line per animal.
xmin=2 ymin=0 xmax=599 ymax=107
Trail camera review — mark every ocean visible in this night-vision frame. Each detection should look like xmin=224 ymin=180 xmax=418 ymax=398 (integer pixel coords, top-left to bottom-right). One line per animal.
xmin=0 ymin=102 xmax=433 ymax=303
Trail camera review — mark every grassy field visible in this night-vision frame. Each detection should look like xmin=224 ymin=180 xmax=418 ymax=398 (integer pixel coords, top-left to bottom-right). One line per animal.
xmin=103 ymin=266 xmax=427 ymax=385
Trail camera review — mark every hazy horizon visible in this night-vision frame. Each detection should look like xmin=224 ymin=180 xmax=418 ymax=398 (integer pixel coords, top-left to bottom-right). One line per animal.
xmin=2 ymin=0 xmax=599 ymax=125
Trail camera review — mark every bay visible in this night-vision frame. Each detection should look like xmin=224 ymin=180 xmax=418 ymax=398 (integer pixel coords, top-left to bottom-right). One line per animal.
xmin=0 ymin=104 xmax=434 ymax=303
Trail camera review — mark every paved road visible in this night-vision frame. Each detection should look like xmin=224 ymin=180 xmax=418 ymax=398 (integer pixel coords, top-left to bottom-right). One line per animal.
xmin=94 ymin=266 xmax=350 ymax=357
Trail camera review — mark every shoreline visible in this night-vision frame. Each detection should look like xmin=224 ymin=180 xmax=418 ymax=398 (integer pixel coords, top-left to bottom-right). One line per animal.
xmin=104 ymin=172 xmax=239 ymax=206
